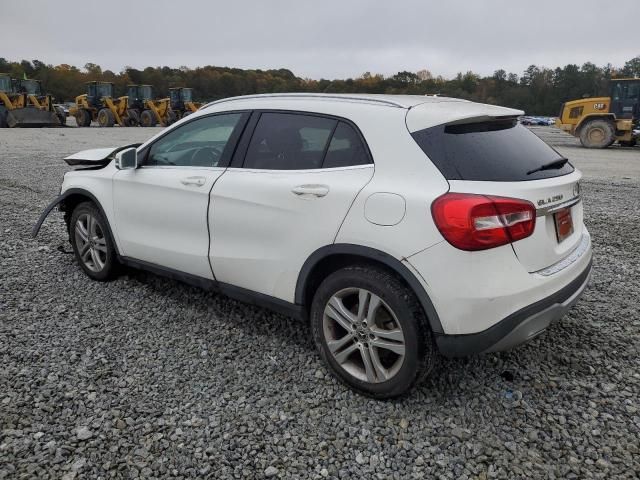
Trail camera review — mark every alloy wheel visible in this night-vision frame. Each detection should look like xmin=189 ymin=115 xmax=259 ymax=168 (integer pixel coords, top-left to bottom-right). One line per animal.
xmin=74 ymin=213 xmax=107 ymax=272
xmin=322 ymin=288 xmax=406 ymax=383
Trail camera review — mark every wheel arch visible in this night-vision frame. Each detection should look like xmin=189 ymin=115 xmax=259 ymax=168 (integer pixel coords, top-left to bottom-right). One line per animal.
xmin=295 ymin=244 xmax=444 ymax=334
xmin=576 ymin=113 xmax=616 ymax=133
xmin=32 ymin=188 xmax=121 ymax=256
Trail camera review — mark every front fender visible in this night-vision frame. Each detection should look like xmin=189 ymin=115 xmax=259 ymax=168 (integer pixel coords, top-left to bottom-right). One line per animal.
xmin=31 ymin=189 xmax=117 ymax=254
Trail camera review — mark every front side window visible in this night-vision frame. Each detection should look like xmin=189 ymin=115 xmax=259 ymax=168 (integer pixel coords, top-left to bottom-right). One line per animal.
xmin=145 ymin=113 xmax=244 ymax=167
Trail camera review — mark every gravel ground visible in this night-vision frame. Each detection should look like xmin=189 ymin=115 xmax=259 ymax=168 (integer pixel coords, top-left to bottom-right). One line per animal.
xmin=1 ymin=125 xmax=639 ymax=479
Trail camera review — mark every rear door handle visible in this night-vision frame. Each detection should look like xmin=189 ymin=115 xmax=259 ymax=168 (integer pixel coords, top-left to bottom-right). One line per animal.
xmin=180 ymin=176 xmax=206 ymax=187
xmin=291 ymin=184 xmax=330 ymax=197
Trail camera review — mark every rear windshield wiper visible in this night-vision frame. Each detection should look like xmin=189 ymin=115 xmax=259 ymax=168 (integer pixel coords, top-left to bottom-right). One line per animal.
xmin=526 ymin=157 xmax=569 ymax=175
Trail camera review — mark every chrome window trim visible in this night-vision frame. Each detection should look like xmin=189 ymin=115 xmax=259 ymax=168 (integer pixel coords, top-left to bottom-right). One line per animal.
xmin=137 ymin=165 xmax=227 ymax=171
xmin=224 ymin=164 xmax=375 ymax=174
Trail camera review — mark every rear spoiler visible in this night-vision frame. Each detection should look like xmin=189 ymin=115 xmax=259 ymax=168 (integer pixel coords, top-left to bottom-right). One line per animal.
xmin=444 ymin=114 xmax=520 ymax=127
xmin=64 ymin=143 xmax=141 ymax=166
xmin=406 ymin=101 xmax=523 ymax=133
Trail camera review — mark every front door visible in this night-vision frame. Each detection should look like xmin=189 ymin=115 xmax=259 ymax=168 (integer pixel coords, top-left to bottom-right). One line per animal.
xmin=113 ymin=112 xmax=248 ymax=279
xmin=210 ymin=112 xmax=374 ymax=301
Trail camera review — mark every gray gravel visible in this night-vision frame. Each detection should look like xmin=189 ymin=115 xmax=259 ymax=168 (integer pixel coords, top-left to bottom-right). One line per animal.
xmin=1 ymin=126 xmax=639 ymax=479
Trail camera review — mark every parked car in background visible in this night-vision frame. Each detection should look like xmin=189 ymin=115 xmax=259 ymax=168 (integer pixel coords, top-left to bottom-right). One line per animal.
xmin=33 ymin=93 xmax=592 ymax=398
xmin=54 ymin=104 xmax=69 ymax=117
xmin=520 ymin=116 xmax=553 ymax=126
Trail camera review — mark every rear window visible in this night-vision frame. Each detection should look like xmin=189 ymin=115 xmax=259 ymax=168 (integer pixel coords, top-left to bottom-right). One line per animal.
xmin=411 ymin=120 xmax=574 ymax=181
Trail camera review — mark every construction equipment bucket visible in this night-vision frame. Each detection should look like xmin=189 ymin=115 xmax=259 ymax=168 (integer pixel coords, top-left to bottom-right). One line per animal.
xmin=6 ymin=108 xmax=61 ymax=128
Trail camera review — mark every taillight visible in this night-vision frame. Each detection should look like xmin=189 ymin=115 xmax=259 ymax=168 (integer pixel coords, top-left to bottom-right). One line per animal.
xmin=431 ymin=193 xmax=536 ymax=251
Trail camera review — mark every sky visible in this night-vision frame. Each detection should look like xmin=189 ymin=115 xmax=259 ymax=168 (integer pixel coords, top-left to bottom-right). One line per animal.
xmin=1 ymin=0 xmax=638 ymax=79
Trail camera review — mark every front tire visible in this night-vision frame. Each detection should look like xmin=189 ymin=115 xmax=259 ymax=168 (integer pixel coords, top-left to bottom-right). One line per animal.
xmin=70 ymin=202 xmax=118 ymax=281
xmin=75 ymin=109 xmax=91 ymax=127
xmin=55 ymin=106 xmax=66 ymax=126
xmin=140 ymin=110 xmax=156 ymax=127
xmin=310 ymin=265 xmax=435 ymax=398
xmin=97 ymin=108 xmax=115 ymax=127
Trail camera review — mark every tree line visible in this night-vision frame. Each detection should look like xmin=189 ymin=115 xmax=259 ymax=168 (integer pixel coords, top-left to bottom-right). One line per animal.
xmin=1 ymin=56 xmax=639 ymax=115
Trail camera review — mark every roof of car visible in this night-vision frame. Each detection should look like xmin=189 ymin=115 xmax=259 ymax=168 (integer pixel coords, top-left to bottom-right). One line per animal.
xmin=202 ymin=93 xmax=468 ymax=110
xmin=195 ymin=93 xmax=524 ymax=132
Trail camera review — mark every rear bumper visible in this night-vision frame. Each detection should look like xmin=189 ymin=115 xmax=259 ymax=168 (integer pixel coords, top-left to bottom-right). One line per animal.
xmin=435 ymin=259 xmax=592 ymax=357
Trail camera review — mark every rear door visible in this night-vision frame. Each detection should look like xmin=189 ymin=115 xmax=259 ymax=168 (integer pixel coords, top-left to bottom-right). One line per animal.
xmin=410 ymin=118 xmax=583 ymax=272
xmin=210 ymin=112 xmax=374 ymax=301
xmin=113 ymin=112 xmax=248 ymax=278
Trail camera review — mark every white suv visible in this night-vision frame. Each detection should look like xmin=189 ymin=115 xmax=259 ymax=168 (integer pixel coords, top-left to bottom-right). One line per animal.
xmin=33 ymin=94 xmax=592 ymax=398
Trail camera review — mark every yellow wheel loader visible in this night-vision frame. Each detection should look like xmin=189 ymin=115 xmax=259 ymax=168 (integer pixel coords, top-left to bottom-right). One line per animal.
xmin=17 ymin=78 xmax=66 ymax=126
xmin=556 ymin=78 xmax=639 ymax=148
xmin=169 ymin=87 xmax=201 ymax=119
xmin=0 ymin=74 xmax=62 ymax=127
xmin=127 ymin=85 xmax=175 ymax=127
xmin=69 ymin=81 xmax=130 ymax=127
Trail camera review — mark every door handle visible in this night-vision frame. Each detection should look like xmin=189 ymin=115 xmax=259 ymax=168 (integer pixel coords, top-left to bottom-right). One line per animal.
xmin=180 ymin=176 xmax=206 ymax=187
xmin=291 ymin=184 xmax=330 ymax=197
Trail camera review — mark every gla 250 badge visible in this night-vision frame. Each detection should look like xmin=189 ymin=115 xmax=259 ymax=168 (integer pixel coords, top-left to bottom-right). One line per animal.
xmin=537 ymin=194 xmax=564 ymax=207
xmin=537 ymin=184 xmax=579 ymax=207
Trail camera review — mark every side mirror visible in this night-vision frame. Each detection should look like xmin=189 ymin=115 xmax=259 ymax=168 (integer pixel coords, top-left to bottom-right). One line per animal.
xmin=115 ymin=148 xmax=137 ymax=170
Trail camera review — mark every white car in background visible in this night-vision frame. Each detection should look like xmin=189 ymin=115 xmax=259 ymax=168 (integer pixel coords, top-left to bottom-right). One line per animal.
xmin=34 ymin=93 xmax=592 ymax=398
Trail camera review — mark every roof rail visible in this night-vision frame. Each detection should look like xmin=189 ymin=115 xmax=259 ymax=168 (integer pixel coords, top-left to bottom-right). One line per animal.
xmin=201 ymin=93 xmax=407 ymax=110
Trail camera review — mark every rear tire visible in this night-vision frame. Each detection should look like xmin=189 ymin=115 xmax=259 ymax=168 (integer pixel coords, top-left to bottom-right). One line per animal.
xmin=126 ymin=109 xmax=140 ymax=127
xmin=0 ymin=107 xmax=7 ymax=128
xmin=97 ymin=108 xmax=115 ymax=127
xmin=69 ymin=202 xmax=118 ymax=281
xmin=140 ymin=110 xmax=156 ymax=127
xmin=167 ymin=110 xmax=177 ymax=125
xmin=579 ymin=119 xmax=615 ymax=148
xmin=310 ymin=265 xmax=436 ymax=398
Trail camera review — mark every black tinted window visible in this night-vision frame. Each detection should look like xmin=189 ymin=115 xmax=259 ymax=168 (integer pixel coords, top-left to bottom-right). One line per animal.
xmin=411 ymin=121 xmax=574 ymax=181
xmin=323 ymin=122 xmax=371 ymax=168
xmin=244 ymin=113 xmax=337 ymax=170
xmin=146 ymin=113 xmax=243 ymax=167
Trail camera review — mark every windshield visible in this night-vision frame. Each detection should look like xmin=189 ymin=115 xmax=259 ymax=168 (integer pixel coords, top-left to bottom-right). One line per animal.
xmin=411 ymin=120 xmax=574 ymax=181
xmin=96 ymin=83 xmax=112 ymax=98
xmin=140 ymin=85 xmax=152 ymax=100
xmin=20 ymin=79 xmax=41 ymax=95
xmin=182 ymin=89 xmax=192 ymax=102
xmin=0 ymin=76 xmax=11 ymax=92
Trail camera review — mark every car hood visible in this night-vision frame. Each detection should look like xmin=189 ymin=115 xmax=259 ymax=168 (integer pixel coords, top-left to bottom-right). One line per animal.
xmin=64 ymin=144 xmax=141 ymax=167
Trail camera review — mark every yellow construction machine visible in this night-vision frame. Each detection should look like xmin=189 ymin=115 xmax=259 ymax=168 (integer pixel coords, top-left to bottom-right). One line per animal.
xmin=0 ymin=74 xmax=63 ymax=127
xmin=556 ymin=78 xmax=639 ymax=148
xmin=169 ymin=87 xmax=201 ymax=119
xmin=127 ymin=85 xmax=175 ymax=127
xmin=70 ymin=81 xmax=130 ymax=127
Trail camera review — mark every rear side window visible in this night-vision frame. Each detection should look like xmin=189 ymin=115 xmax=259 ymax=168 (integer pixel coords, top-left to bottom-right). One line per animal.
xmin=244 ymin=113 xmax=336 ymax=170
xmin=411 ymin=120 xmax=574 ymax=181
xmin=323 ymin=122 xmax=371 ymax=168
